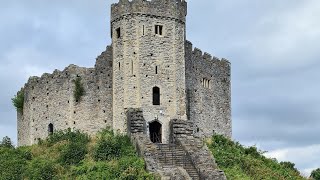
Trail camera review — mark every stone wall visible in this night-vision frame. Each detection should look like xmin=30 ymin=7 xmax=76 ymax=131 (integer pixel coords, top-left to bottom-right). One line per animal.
xmin=17 ymin=47 xmax=113 ymax=146
xmin=185 ymin=40 xmax=232 ymax=138
xmin=111 ymin=6 xmax=188 ymax=143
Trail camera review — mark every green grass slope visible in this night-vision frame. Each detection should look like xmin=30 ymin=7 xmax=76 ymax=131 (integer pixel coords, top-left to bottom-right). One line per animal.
xmin=207 ymin=134 xmax=307 ymax=180
xmin=0 ymin=129 xmax=157 ymax=180
xmin=0 ymin=130 xmax=309 ymax=180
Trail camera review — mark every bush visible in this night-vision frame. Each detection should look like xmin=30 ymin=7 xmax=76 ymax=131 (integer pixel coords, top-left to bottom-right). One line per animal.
xmin=311 ymin=168 xmax=320 ymax=180
xmin=93 ymin=129 xmax=135 ymax=161
xmin=46 ymin=128 xmax=90 ymax=146
xmin=12 ymin=90 xmax=24 ymax=113
xmin=59 ymin=142 xmax=87 ymax=165
xmin=207 ymin=134 xmax=305 ymax=180
xmin=43 ymin=129 xmax=90 ymax=166
xmin=71 ymin=155 xmax=156 ymax=180
xmin=24 ymin=158 xmax=57 ymax=180
xmin=0 ymin=147 xmax=30 ymax=179
xmin=0 ymin=129 xmax=156 ymax=179
xmin=73 ymin=77 xmax=85 ymax=102
xmin=280 ymin=161 xmax=299 ymax=173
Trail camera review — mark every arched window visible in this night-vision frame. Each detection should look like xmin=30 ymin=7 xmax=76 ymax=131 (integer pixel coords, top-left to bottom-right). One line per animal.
xmin=153 ymin=87 xmax=160 ymax=105
xmin=48 ymin=123 xmax=54 ymax=135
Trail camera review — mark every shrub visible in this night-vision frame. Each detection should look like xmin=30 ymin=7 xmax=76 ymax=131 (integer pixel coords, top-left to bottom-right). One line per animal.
xmin=280 ymin=161 xmax=299 ymax=174
xmin=12 ymin=90 xmax=24 ymax=113
xmin=59 ymin=142 xmax=87 ymax=165
xmin=0 ymin=129 xmax=157 ymax=179
xmin=24 ymin=158 xmax=56 ymax=180
xmin=208 ymin=134 xmax=305 ymax=180
xmin=72 ymin=154 xmax=156 ymax=180
xmin=0 ymin=147 xmax=30 ymax=179
xmin=73 ymin=77 xmax=85 ymax=102
xmin=93 ymin=129 xmax=135 ymax=161
xmin=311 ymin=168 xmax=320 ymax=180
xmin=46 ymin=128 xmax=90 ymax=147
xmin=44 ymin=129 xmax=90 ymax=166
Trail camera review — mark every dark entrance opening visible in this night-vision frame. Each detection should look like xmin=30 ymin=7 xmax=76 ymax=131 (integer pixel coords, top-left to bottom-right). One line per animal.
xmin=48 ymin=123 xmax=54 ymax=135
xmin=149 ymin=121 xmax=162 ymax=143
xmin=153 ymin=87 xmax=160 ymax=105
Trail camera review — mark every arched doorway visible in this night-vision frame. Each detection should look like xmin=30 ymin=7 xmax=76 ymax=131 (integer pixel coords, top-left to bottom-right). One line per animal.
xmin=149 ymin=121 xmax=162 ymax=143
xmin=48 ymin=123 xmax=54 ymax=135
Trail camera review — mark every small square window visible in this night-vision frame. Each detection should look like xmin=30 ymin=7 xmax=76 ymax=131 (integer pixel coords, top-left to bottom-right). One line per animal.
xmin=116 ymin=28 xmax=121 ymax=38
xmin=155 ymin=25 xmax=163 ymax=36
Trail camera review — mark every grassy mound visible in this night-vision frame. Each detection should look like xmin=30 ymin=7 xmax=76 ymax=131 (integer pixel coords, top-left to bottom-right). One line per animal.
xmin=207 ymin=134 xmax=306 ymax=180
xmin=0 ymin=129 xmax=157 ymax=180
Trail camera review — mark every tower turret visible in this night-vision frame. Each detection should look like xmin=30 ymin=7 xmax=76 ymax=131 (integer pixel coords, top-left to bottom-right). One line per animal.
xmin=111 ymin=0 xmax=187 ymax=24
xmin=111 ymin=0 xmax=188 ymax=143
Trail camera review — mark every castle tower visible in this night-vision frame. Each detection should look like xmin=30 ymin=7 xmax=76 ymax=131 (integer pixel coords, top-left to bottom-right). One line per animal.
xmin=111 ymin=0 xmax=188 ymax=143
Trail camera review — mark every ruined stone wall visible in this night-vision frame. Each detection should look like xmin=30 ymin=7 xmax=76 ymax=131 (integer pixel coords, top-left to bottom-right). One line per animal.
xmin=185 ymin=40 xmax=232 ymax=138
xmin=18 ymin=47 xmax=113 ymax=146
xmin=111 ymin=0 xmax=188 ymax=143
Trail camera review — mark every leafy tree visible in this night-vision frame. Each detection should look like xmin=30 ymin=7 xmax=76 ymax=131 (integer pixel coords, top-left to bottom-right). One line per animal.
xmin=1 ymin=136 xmax=14 ymax=148
xmin=311 ymin=168 xmax=320 ymax=180
xmin=12 ymin=90 xmax=24 ymax=113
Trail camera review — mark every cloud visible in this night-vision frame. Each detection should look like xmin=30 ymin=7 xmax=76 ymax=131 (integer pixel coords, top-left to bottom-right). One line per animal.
xmin=245 ymin=0 xmax=320 ymax=70
xmin=265 ymin=145 xmax=320 ymax=177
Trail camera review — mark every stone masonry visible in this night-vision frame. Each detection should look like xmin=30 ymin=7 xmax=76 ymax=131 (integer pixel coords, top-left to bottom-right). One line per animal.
xmin=17 ymin=0 xmax=232 ymax=154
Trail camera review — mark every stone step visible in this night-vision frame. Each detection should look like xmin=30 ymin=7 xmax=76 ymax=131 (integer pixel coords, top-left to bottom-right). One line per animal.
xmin=156 ymin=144 xmax=200 ymax=179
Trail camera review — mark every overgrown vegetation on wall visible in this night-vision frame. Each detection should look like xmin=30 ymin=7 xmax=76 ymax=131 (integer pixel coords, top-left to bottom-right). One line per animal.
xmin=207 ymin=134 xmax=306 ymax=180
xmin=12 ymin=89 xmax=24 ymax=113
xmin=73 ymin=77 xmax=85 ymax=102
xmin=0 ymin=129 xmax=157 ymax=179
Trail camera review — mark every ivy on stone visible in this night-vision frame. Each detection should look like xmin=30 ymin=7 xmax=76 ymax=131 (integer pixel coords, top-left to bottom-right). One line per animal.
xmin=73 ymin=77 xmax=85 ymax=102
xmin=12 ymin=90 xmax=24 ymax=113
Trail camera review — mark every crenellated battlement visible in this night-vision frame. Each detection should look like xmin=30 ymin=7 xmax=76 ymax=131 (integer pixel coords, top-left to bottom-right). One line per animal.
xmin=111 ymin=0 xmax=187 ymax=23
xmin=186 ymin=40 xmax=230 ymax=67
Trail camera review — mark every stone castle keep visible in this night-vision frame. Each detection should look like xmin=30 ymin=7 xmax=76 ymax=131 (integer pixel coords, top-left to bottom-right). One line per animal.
xmin=17 ymin=0 xmax=231 ymax=147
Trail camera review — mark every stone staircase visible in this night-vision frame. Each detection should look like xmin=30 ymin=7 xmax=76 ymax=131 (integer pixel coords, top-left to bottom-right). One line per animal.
xmin=156 ymin=144 xmax=200 ymax=180
xmin=127 ymin=110 xmax=227 ymax=180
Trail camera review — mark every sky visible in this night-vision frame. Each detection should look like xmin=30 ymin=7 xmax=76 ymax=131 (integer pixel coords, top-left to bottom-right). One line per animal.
xmin=1 ymin=0 xmax=319 ymax=177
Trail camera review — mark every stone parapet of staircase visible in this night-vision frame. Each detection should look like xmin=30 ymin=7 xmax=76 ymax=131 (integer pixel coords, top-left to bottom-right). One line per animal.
xmin=171 ymin=119 xmax=227 ymax=180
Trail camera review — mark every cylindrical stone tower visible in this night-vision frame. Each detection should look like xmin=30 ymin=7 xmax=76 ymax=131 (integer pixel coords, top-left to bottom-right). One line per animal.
xmin=111 ymin=0 xmax=188 ymax=143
